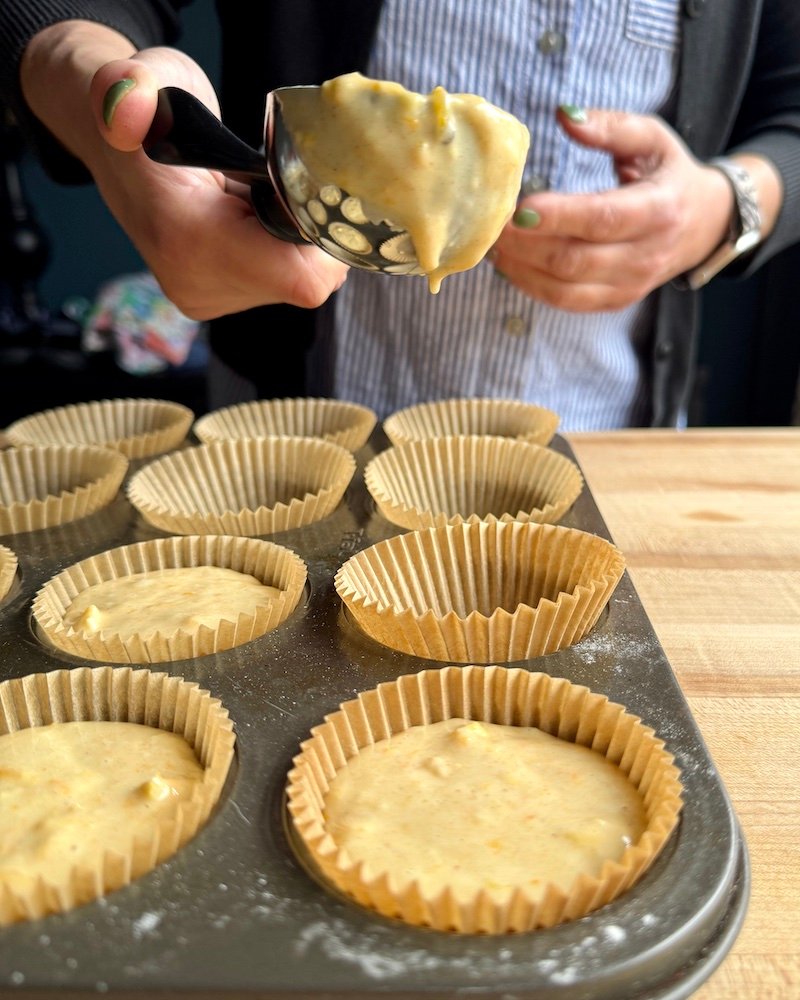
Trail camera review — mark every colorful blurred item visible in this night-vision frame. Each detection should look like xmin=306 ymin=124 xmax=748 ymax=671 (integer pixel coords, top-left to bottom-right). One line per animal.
xmin=82 ymin=272 xmax=206 ymax=375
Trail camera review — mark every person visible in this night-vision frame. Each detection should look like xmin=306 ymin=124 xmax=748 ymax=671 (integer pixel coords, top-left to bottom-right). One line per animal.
xmin=1 ymin=2 xmax=798 ymax=430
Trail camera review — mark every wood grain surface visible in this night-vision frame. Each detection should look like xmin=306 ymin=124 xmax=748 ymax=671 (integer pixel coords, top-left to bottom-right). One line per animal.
xmin=566 ymin=428 xmax=800 ymax=1000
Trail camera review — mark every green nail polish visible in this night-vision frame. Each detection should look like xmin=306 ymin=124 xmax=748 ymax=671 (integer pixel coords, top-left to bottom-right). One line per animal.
xmin=513 ymin=208 xmax=541 ymax=229
xmin=102 ymin=78 xmax=136 ymax=127
xmin=560 ymin=104 xmax=587 ymax=124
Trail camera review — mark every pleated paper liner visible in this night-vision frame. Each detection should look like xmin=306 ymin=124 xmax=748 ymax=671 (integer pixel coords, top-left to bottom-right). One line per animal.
xmin=0 ymin=544 xmax=18 ymax=603
xmin=335 ymin=521 xmax=625 ymax=662
xmin=285 ymin=664 xmax=683 ymax=934
xmin=364 ymin=434 xmax=584 ymax=530
xmin=0 ymin=666 xmax=235 ymax=926
xmin=5 ymin=397 xmax=193 ymax=460
xmin=127 ymin=437 xmax=356 ymax=536
xmin=193 ymin=397 xmax=377 ymax=453
xmin=0 ymin=444 xmax=128 ymax=535
xmin=31 ymin=534 xmax=308 ymax=664
xmin=383 ymin=397 xmax=560 ymax=448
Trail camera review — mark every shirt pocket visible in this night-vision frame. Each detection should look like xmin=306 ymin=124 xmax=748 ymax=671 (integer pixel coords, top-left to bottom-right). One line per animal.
xmin=625 ymin=0 xmax=680 ymax=51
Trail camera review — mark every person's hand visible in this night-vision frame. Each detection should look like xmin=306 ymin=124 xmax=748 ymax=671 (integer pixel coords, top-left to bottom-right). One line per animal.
xmin=490 ymin=107 xmax=772 ymax=312
xmin=21 ymin=23 xmax=348 ymax=321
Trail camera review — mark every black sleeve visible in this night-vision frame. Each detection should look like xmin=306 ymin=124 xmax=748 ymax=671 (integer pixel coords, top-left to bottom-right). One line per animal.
xmin=0 ymin=0 xmax=188 ymax=183
xmin=729 ymin=0 xmax=800 ymax=270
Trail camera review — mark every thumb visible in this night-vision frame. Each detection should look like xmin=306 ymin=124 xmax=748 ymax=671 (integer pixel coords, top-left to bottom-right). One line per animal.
xmin=90 ymin=59 xmax=160 ymax=152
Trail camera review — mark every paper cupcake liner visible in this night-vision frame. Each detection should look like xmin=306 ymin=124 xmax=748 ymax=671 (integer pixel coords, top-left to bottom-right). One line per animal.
xmin=32 ymin=534 xmax=308 ymax=663
xmin=5 ymin=398 xmax=193 ymax=459
xmin=364 ymin=435 xmax=583 ymax=530
xmin=0 ymin=665 xmax=235 ymax=926
xmin=193 ymin=397 xmax=377 ymax=453
xmin=0 ymin=544 xmax=18 ymax=603
xmin=335 ymin=521 xmax=625 ymax=662
xmin=0 ymin=444 xmax=128 ymax=535
xmin=286 ymin=664 xmax=683 ymax=933
xmin=383 ymin=398 xmax=560 ymax=448
xmin=127 ymin=437 xmax=356 ymax=537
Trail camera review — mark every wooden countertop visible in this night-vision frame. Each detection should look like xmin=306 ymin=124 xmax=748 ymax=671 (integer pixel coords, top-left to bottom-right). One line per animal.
xmin=565 ymin=428 xmax=800 ymax=1000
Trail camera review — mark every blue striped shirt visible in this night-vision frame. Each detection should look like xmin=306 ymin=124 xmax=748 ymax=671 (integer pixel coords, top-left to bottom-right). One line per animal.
xmin=307 ymin=0 xmax=680 ymax=430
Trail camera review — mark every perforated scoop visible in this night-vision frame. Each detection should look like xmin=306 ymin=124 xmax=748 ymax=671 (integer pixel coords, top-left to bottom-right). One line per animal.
xmin=143 ymin=86 xmax=424 ymax=275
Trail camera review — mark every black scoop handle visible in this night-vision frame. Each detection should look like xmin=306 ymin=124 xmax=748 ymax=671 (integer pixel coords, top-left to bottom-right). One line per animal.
xmin=143 ymin=87 xmax=304 ymax=243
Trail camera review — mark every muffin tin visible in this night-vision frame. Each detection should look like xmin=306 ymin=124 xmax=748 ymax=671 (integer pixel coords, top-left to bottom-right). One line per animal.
xmin=0 ymin=428 xmax=749 ymax=999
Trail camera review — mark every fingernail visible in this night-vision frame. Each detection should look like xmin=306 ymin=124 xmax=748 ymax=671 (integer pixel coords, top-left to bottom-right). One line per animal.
xmin=560 ymin=104 xmax=587 ymax=124
xmin=512 ymin=208 xmax=541 ymax=229
xmin=102 ymin=78 xmax=136 ymax=127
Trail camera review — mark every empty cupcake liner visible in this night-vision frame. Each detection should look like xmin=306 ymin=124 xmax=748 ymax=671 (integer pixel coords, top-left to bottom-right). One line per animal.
xmin=0 ymin=544 xmax=18 ymax=603
xmin=383 ymin=398 xmax=560 ymax=448
xmin=286 ymin=664 xmax=683 ymax=933
xmin=193 ymin=397 xmax=377 ymax=453
xmin=5 ymin=397 xmax=194 ymax=459
xmin=335 ymin=521 xmax=625 ymax=662
xmin=32 ymin=534 xmax=308 ymax=663
xmin=364 ymin=435 xmax=583 ymax=530
xmin=0 ymin=665 xmax=235 ymax=926
xmin=126 ymin=437 xmax=356 ymax=536
xmin=0 ymin=444 xmax=129 ymax=535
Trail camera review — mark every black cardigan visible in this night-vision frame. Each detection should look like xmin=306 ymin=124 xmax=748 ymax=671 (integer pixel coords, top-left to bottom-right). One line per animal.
xmin=2 ymin=0 xmax=800 ymax=424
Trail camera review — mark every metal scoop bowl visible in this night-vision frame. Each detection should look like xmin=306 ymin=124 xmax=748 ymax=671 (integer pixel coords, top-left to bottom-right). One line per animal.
xmin=143 ymin=86 xmax=424 ymax=275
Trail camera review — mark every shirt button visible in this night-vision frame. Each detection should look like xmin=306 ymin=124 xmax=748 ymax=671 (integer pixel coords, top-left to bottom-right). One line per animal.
xmin=521 ymin=174 xmax=549 ymax=196
xmin=538 ymin=30 xmax=566 ymax=55
xmin=655 ymin=340 xmax=673 ymax=360
xmin=504 ymin=315 xmax=526 ymax=336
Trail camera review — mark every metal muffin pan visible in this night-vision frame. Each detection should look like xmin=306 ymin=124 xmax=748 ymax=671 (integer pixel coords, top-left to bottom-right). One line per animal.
xmin=0 ymin=431 xmax=749 ymax=999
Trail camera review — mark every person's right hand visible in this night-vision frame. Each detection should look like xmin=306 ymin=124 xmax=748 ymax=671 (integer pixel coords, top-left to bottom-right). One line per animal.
xmin=22 ymin=24 xmax=348 ymax=320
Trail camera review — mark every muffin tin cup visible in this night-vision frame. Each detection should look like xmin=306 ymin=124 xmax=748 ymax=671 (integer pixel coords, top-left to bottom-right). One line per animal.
xmin=5 ymin=398 xmax=194 ymax=459
xmin=192 ymin=397 xmax=377 ymax=453
xmin=383 ymin=397 xmax=560 ymax=448
xmin=0 ymin=444 xmax=129 ymax=534
xmin=286 ymin=664 xmax=683 ymax=933
xmin=363 ymin=434 xmax=584 ymax=529
xmin=335 ymin=521 xmax=626 ymax=662
xmin=0 ymin=666 xmax=235 ymax=927
xmin=126 ymin=436 xmax=357 ymax=536
xmin=31 ymin=534 xmax=308 ymax=664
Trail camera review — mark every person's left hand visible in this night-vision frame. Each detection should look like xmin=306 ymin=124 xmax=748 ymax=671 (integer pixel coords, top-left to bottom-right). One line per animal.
xmin=490 ymin=108 xmax=736 ymax=311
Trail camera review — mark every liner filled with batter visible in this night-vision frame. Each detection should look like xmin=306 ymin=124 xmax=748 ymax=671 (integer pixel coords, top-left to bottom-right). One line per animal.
xmin=31 ymin=534 xmax=307 ymax=663
xmin=0 ymin=665 xmax=235 ymax=926
xmin=286 ymin=664 xmax=683 ymax=933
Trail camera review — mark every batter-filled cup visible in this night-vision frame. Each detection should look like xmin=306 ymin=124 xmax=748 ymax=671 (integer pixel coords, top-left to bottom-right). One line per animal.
xmin=0 ymin=666 xmax=235 ymax=926
xmin=32 ymin=534 xmax=307 ymax=663
xmin=285 ymin=664 xmax=683 ymax=933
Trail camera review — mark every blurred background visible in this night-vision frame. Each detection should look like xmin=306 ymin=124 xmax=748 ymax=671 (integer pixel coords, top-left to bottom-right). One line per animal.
xmin=2 ymin=0 xmax=798 ymax=430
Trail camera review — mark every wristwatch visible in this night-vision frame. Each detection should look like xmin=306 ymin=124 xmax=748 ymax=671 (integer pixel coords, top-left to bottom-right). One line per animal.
xmin=681 ymin=157 xmax=762 ymax=291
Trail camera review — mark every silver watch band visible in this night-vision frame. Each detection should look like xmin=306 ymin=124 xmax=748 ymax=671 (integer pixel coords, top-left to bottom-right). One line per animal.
xmin=677 ymin=157 xmax=762 ymax=291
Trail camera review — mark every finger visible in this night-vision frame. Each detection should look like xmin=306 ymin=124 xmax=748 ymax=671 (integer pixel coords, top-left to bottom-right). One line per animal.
xmin=556 ymin=106 xmax=678 ymax=162
xmin=495 ymin=234 xmax=655 ymax=290
xmin=506 ymin=183 xmax=674 ymax=244
xmin=90 ymin=59 xmax=161 ymax=151
xmin=495 ymin=257 xmax=633 ymax=313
